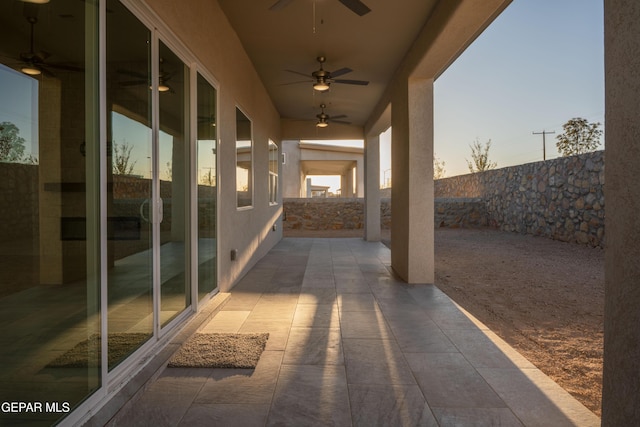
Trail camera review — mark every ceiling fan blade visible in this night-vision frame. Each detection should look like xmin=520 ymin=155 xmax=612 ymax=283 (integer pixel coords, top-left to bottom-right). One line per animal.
xmin=329 ymin=67 xmax=352 ymax=78
xmin=45 ymin=62 xmax=84 ymax=72
xmin=0 ymin=53 xmax=18 ymax=62
xmin=269 ymin=0 xmax=294 ymax=11
xmin=119 ymin=80 xmax=148 ymax=86
xmin=330 ymin=114 xmax=347 ymax=120
xmin=330 ymin=119 xmax=352 ymax=125
xmin=285 ymin=69 xmax=311 ymax=78
xmin=39 ymin=66 xmax=56 ymax=78
xmin=278 ymin=80 xmax=311 ymax=86
xmin=334 ymin=78 xmax=369 ymax=86
xmin=338 ymin=0 xmax=371 ymax=16
xmin=117 ymin=68 xmax=148 ymax=79
xmin=198 ymin=115 xmax=216 ymax=123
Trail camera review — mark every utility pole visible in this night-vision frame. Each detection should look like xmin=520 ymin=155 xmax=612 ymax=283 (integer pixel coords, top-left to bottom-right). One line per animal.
xmin=533 ymin=130 xmax=555 ymax=161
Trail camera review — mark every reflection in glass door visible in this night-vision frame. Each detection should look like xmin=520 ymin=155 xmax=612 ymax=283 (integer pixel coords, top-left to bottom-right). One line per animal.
xmin=0 ymin=0 xmax=101 ymax=424
xmin=158 ymin=41 xmax=190 ymax=327
xmin=106 ymin=0 xmax=153 ymax=370
xmin=197 ymin=73 xmax=217 ymax=299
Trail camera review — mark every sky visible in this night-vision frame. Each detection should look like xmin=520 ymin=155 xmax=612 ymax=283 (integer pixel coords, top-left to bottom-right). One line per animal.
xmin=433 ymin=0 xmax=604 ymax=177
xmin=309 ymin=0 xmax=604 ymax=191
xmin=0 ymin=64 xmax=38 ymax=158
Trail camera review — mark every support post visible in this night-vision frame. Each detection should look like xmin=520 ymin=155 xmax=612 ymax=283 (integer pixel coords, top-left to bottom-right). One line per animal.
xmin=364 ymin=134 xmax=380 ymax=241
xmin=602 ymin=0 xmax=640 ymax=424
xmin=390 ymin=78 xmax=434 ymax=283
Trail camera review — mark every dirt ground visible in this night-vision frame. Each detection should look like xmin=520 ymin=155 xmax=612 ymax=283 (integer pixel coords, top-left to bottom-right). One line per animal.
xmin=284 ymin=227 xmax=605 ymax=416
xmin=431 ymin=228 xmax=604 ymax=417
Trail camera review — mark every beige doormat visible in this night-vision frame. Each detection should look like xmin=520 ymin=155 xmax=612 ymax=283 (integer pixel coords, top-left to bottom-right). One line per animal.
xmin=168 ymin=333 xmax=269 ymax=369
xmin=46 ymin=333 xmax=151 ymax=368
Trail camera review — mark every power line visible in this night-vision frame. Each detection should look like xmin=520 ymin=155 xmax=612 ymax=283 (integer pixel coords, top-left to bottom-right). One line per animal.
xmin=532 ymin=130 xmax=556 ymax=161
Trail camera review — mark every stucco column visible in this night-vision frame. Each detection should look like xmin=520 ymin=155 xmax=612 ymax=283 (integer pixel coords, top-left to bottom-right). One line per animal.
xmin=364 ymin=134 xmax=381 ymax=241
xmin=390 ymin=78 xmax=434 ymax=283
xmin=341 ymin=171 xmax=354 ymax=198
xmin=349 ymin=165 xmax=355 ymax=197
xmin=305 ymin=177 xmax=312 ymax=198
xmin=356 ymin=157 xmax=364 ymax=197
xmin=281 ymin=140 xmax=303 ymax=198
xmin=602 ymin=1 xmax=640 ymax=424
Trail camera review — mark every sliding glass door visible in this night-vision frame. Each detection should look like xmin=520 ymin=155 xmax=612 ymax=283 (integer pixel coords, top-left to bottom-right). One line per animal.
xmin=158 ymin=41 xmax=190 ymax=327
xmin=105 ymin=0 xmax=194 ymax=367
xmin=106 ymin=0 xmax=154 ymax=370
xmin=197 ymin=73 xmax=218 ymax=300
xmin=0 ymin=0 xmax=100 ymax=424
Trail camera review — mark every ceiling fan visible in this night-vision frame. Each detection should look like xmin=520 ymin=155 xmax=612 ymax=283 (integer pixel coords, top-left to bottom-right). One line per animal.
xmin=2 ymin=5 xmax=83 ymax=77
xmin=117 ymin=58 xmax=174 ymax=93
xmin=269 ymin=0 xmax=371 ymax=16
xmin=315 ymin=103 xmax=350 ymax=128
xmin=284 ymin=56 xmax=369 ymax=92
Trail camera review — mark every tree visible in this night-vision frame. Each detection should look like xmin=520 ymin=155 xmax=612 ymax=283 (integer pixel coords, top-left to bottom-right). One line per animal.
xmin=165 ymin=161 xmax=172 ymax=181
xmin=112 ymin=140 xmax=137 ymax=175
xmin=556 ymin=117 xmax=602 ymax=156
xmin=466 ymin=138 xmax=497 ymax=173
xmin=434 ymin=155 xmax=446 ymax=179
xmin=200 ymin=167 xmax=215 ymax=186
xmin=0 ymin=122 xmax=27 ymax=162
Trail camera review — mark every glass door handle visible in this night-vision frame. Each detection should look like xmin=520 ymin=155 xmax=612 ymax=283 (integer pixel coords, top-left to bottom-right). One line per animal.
xmin=157 ymin=198 xmax=164 ymax=224
xmin=140 ymin=198 xmax=150 ymax=223
xmin=139 ymin=198 xmax=163 ymax=223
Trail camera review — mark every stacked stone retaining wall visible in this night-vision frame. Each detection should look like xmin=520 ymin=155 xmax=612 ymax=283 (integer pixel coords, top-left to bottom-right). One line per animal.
xmin=0 ymin=163 xmax=39 ymax=240
xmin=0 ymin=170 xmax=217 ymax=241
xmin=435 ymin=150 xmax=605 ymax=247
xmin=283 ymin=198 xmax=364 ymax=231
xmin=283 ymin=197 xmax=487 ymax=231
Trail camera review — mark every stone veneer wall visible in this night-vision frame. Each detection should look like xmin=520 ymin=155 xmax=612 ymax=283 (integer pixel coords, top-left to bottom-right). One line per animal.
xmin=0 ymin=163 xmax=39 ymax=239
xmin=435 ymin=150 xmax=605 ymax=247
xmin=283 ymin=198 xmax=365 ymax=231
xmin=0 ymin=171 xmax=217 ymax=241
xmin=284 ymin=197 xmax=487 ymax=231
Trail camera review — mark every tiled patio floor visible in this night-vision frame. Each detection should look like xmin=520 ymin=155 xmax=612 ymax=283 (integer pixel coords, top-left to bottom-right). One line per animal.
xmin=108 ymin=237 xmax=599 ymax=426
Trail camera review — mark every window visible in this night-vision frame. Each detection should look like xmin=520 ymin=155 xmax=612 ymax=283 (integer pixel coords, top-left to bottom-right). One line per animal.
xmin=268 ymin=140 xmax=278 ymax=204
xmin=236 ymin=108 xmax=252 ymax=208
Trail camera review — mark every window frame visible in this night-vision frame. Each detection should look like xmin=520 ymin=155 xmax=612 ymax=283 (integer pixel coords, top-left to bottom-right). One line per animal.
xmin=235 ymin=106 xmax=253 ymax=209
xmin=268 ymin=140 xmax=279 ymax=205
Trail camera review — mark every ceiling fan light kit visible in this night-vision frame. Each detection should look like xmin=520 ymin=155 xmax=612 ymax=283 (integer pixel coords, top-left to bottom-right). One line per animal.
xmin=313 ymin=80 xmax=330 ymax=92
xmin=147 ymin=81 xmax=171 ymax=92
xmin=20 ymin=0 xmax=50 ymax=4
xmin=21 ymin=65 xmax=41 ymax=75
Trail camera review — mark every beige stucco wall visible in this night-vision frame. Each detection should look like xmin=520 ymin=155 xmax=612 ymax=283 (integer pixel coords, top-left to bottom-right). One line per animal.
xmin=146 ymin=0 xmax=283 ymax=292
xmin=281 ymin=140 xmax=303 ymax=198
